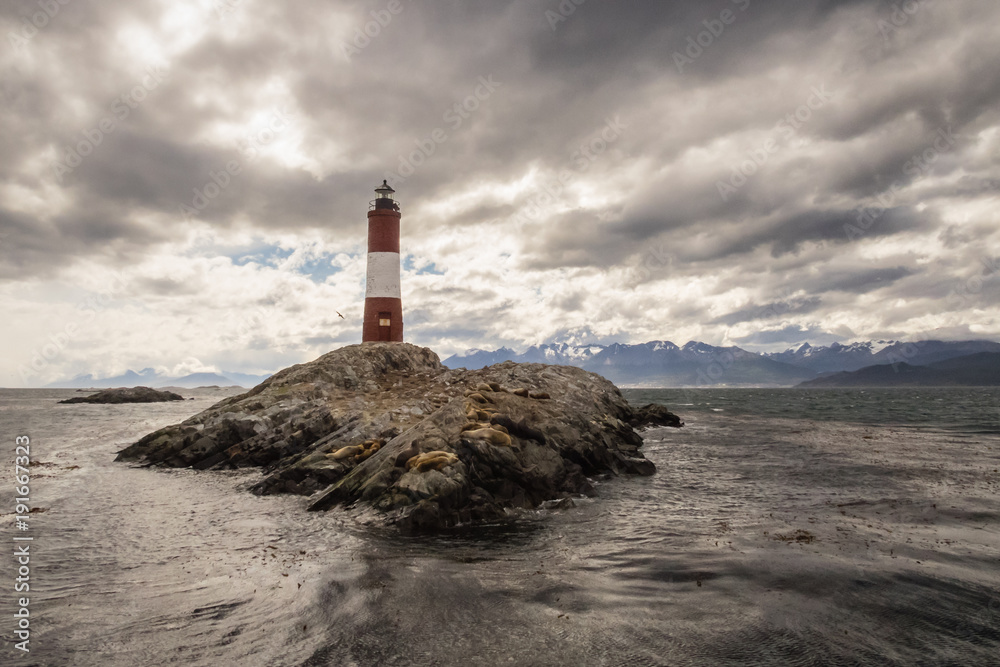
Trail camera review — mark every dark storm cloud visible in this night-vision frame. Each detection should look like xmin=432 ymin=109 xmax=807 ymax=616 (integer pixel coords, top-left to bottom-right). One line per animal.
xmin=0 ymin=195 xmax=167 ymax=280
xmin=520 ymin=209 xmax=635 ymax=270
xmin=594 ymin=204 xmax=935 ymax=273
xmin=710 ymin=296 xmax=824 ymax=327
xmin=820 ymin=266 xmax=915 ymax=295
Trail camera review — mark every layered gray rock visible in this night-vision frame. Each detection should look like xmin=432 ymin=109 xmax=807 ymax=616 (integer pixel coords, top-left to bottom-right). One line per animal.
xmin=628 ymin=403 xmax=685 ymax=428
xmin=115 ymin=343 xmax=681 ymax=530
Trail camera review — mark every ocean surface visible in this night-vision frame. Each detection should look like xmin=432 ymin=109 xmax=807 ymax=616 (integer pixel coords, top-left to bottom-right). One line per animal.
xmin=1 ymin=387 xmax=998 ymax=666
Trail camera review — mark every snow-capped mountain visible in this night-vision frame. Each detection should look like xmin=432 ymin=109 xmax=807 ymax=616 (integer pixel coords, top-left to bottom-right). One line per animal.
xmin=764 ymin=341 xmax=899 ymax=373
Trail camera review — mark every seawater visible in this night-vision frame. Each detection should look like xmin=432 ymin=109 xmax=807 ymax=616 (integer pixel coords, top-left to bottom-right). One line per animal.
xmin=1 ymin=388 xmax=998 ymax=666
xmin=626 ymin=387 xmax=1000 ymax=435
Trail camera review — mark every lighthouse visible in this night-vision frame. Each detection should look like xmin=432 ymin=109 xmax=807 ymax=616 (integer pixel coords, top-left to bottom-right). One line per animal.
xmin=362 ymin=180 xmax=404 ymax=342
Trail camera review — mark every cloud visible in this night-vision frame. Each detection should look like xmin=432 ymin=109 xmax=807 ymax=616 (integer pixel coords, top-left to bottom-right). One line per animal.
xmin=732 ymin=324 xmax=836 ymax=348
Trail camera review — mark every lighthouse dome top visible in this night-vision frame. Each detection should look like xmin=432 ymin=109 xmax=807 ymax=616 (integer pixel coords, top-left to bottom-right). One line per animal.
xmin=371 ymin=180 xmax=400 ymax=211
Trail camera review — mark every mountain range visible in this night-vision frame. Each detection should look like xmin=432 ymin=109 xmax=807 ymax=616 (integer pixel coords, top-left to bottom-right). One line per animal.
xmin=444 ymin=340 xmax=1000 ymax=387
xmin=797 ymin=352 xmax=1000 ymax=387
xmin=46 ymin=368 xmax=271 ymax=389
xmin=45 ymin=339 xmax=1000 ymax=389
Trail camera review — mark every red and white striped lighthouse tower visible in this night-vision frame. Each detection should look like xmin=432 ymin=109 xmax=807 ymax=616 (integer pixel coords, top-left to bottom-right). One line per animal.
xmin=362 ymin=180 xmax=403 ymax=342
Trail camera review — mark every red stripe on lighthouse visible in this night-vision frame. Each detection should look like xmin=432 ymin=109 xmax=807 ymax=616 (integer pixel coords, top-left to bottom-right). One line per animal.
xmin=367 ymin=210 xmax=400 ymax=253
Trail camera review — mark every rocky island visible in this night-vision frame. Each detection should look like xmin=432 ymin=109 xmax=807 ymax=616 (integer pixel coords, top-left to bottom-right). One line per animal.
xmin=60 ymin=386 xmax=185 ymax=404
xmin=116 ymin=343 xmax=681 ymax=530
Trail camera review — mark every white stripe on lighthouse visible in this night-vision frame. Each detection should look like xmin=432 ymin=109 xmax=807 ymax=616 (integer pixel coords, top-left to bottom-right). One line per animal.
xmin=365 ymin=252 xmax=401 ymax=299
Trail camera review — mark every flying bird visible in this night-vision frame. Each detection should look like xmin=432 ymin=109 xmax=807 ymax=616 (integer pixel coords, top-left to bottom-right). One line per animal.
xmin=336 ymin=311 xmax=345 ymax=319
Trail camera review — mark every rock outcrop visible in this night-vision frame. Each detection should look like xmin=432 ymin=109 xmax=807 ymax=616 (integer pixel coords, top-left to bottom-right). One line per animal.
xmin=60 ymin=386 xmax=185 ymax=404
xmin=115 ymin=343 xmax=681 ymax=530
xmin=628 ymin=403 xmax=684 ymax=429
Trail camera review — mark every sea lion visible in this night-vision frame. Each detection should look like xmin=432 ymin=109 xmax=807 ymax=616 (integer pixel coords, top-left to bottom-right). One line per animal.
xmin=461 ymin=422 xmax=493 ymax=433
xmin=406 ymin=451 xmax=459 ymax=473
xmin=475 ymin=383 xmax=494 ymax=393
xmin=490 ymin=423 xmax=509 ymax=435
xmin=354 ymin=442 xmax=381 ymax=462
xmin=488 ymin=382 xmax=503 ymax=392
xmin=475 ymin=409 xmax=493 ymax=422
xmin=512 ymin=387 xmax=529 ymax=397
xmin=466 ymin=392 xmax=490 ymax=404
xmin=491 ymin=415 xmax=546 ymax=445
xmin=394 ymin=441 xmax=420 ymax=467
xmin=529 ymin=391 xmax=551 ymax=400
xmin=329 ymin=445 xmax=365 ymax=460
xmin=424 ymin=453 xmax=459 ymax=472
xmin=461 ymin=428 xmax=513 ymax=447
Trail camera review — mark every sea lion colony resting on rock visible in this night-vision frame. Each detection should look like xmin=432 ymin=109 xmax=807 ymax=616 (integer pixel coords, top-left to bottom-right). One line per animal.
xmin=319 ymin=382 xmax=546 ymax=473
xmin=388 ymin=382 xmax=549 ymax=473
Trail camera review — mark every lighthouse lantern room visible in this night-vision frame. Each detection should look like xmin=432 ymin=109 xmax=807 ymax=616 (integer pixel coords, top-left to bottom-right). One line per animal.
xmin=362 ymin=180 xmax=404 ymax=342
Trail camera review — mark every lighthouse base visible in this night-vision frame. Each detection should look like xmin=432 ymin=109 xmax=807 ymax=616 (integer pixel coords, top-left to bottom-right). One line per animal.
xmin=362 ymin=297 xmax=403 ymax=342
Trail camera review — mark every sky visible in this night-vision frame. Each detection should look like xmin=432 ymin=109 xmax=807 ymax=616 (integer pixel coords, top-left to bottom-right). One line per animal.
xmin=2 ymin=0 xmax=999 ymax=386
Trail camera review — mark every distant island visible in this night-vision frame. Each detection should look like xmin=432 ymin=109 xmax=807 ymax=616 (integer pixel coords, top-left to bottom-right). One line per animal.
xmin=58 ymin=386 xmax=185 ymax=404
xmin=796 ymin=352 xmax=1000 ymax=387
